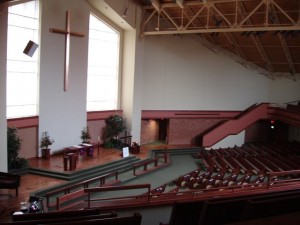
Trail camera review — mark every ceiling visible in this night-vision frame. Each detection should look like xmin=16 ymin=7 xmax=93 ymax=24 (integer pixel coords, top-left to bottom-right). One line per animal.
xmin=139 ymin=0 xmax=300 ymax=80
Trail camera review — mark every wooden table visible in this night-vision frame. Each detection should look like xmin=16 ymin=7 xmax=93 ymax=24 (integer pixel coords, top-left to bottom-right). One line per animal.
xmin=64 ymin=143 xmax=99 ymax=158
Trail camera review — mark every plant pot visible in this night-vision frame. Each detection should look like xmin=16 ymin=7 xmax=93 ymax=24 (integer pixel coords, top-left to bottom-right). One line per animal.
xmin=42 ymin=148 xmax=51 ymax=159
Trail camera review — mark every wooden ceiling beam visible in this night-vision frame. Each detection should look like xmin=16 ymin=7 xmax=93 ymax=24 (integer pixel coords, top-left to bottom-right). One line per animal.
xmin=223 ymin=33 xmax=247 ymax=60
xmin=142 ymin=25 xmax=300 ymax=35
xmin=239 ymin=1 xmax=274 ymax=77
xmin=270 ymin=3 xmax=297 ymax=81
xmin=141 ymin=0 xmax=300 ymax=35
xmin=188 ymin=7 xmax=218 ymax=45
xmin=184 ymin=5 xmax=206 ymax=29
xmin=175 ymin=0 xmax=184 ymax=9
xmin=149 ymin=0 xmax=161 ymax=12
xmin=271 ymin=0 xmax=297 ymax=25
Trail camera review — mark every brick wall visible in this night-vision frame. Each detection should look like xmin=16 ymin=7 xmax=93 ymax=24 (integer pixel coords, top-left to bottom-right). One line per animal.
xmin=140 ymin=119 xmax=159 ymax=145
xmin=168 ymin=118 xmax=223 ymax=145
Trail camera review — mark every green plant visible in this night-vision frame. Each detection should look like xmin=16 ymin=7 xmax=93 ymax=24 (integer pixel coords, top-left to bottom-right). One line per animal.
xmin=7 ymin=127 xmax=28 ymax=170
xmin=103 ymin=114 xmax=126 ymax=148
xmin=81 ymin=126 xmax=91 ymax=143
xmin=40 ymin=132 xmax=54 ymax=149
xmin=131 ymin=141 xmax=140 ymax=147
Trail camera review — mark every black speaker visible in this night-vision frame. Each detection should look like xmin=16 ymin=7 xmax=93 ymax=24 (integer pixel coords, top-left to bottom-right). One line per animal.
xmin=23 ymin=40 xmax=39 ymax=57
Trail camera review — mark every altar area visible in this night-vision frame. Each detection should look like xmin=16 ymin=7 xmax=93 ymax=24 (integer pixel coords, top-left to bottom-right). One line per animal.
xmin=28 ymin=145 xmax=147 ymax=174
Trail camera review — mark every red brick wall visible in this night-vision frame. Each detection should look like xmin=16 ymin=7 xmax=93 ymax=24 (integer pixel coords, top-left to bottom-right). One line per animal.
xmin=140 ymin=119 xmax=159 ymax=145
xmin=167 ymin=118 xmax=223 ymax=145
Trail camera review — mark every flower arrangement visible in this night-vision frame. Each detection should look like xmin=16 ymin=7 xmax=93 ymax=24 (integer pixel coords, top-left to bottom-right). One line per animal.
xmin=40 ymin=132 xmax=54 ymax=149
xmin=81 ymin=126 xmax=91 ymax=143
xmin=131 ymin=141 xmax=140 ymax=147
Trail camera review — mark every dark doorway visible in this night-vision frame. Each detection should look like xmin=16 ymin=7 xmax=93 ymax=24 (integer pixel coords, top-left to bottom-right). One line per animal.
xmin=158 ymin=119 xmax=169 ymax=143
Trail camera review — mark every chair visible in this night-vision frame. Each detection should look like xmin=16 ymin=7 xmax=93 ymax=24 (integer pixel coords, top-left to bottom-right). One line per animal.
xmin=0 ymin=172 xmax=21 ymax=197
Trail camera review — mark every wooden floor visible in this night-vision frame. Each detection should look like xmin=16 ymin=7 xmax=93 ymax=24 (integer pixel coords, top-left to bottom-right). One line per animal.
xmin=0 ymin=143 xmax=189 ymax=222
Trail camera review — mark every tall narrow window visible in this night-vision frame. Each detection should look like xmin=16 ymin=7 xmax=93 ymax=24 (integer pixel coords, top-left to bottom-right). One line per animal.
xmin=87 ymin=14 xmax=120 ymax=111
xmin=6 ymin=0 xmax=39 ymax=118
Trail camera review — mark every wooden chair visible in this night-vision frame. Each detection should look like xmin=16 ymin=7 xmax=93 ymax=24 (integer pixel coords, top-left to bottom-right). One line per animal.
xmin=236 ymin=171 xmax=253 ymax=187
xmin=0 ymin=172 xmax=20 ymax=197
xmin=150 ymin=184 xmax=167 ymax=197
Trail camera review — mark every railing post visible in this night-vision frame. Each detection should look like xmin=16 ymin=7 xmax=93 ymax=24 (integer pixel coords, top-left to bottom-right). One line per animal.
xmin=87 ymin=192 xmax=91 ymax=208
xmin=164 ymin=151 xmax=167 ymax=163
xmin=155 ymin=158 xmax=158 ymax=167
xmin=56 ymin=198 xmax=60 ymax=210
xmin=148 ymin=186 xmax=151 ymax=203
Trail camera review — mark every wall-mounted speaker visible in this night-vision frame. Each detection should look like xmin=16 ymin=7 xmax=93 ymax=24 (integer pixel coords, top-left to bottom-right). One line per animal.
xmin=23 ymin=40 xmax=39 ymax=57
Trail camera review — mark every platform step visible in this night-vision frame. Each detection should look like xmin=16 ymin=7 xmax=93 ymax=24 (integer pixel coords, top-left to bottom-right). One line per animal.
xmin=29 ymin=156 xmax=140 ymax=181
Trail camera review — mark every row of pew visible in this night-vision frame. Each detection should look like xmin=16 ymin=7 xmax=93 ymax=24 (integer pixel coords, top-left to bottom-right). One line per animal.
xmin=194 ymin=142 xmax=300 ymax=174
xmin=173 ymin=167 xmax=272 ymax=191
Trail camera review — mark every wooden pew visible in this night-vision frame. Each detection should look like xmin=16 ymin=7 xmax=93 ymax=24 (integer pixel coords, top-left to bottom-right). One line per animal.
xmin=188 ymin=168 xmax=214 ymax=189
xmin=133 ymin=156 xmax=168 ymax=176
xmin=85 ymin=184 xmax=151 ymax=209
xmin=45 ymin=171 xmax=120 ymax=210
xmin=256 ymin=156 xmax=281 ymax=172
xmin=137 ymin=184 xmax=167 ymax=198
xmin=173 ymin=169 xmax=201 ymax=188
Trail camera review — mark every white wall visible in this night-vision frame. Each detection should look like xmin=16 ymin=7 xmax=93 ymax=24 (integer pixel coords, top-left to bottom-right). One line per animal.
xmin=267 ymin=75 xmax=300 ymax=107
xmin=138 ymin=34 xmax=300 ymax=147
xmin=0 ymin=5 xmax=8 ymax=172
xmin=121 ymin=4 xmax=143 ymax=143
xmin=211 ymin=131 xmax=245 ymax=149
xmin=38 ymin=0 xmax=89 ymax=155
xmin=140 ymin=34 xmax=300 ymax=111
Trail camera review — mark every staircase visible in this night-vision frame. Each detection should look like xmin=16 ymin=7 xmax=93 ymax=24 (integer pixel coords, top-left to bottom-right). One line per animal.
xmin=202 ymin=103 xmax=270 ymax=147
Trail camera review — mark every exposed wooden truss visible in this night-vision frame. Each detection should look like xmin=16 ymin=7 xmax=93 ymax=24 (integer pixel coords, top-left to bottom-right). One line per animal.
xmin=141 ymin=0 xmax=300 ymax=35
xmin=139 ymin=0 xmax=300 ymax=79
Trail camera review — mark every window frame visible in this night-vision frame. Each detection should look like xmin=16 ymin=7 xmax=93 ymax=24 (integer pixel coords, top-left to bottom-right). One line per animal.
xmin=87 ymin=10 xmax=123 ymax=112
xmin=6 ymin=0 xmax=40 ymax=119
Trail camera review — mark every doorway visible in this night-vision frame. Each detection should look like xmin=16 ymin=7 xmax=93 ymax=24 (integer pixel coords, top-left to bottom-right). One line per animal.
xmin=158 ymin=119 xmax=169 ymax=143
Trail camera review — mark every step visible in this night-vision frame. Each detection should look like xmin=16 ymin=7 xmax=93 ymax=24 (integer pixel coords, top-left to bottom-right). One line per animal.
xmin=29 ymin=156 xmax=140 ymax=181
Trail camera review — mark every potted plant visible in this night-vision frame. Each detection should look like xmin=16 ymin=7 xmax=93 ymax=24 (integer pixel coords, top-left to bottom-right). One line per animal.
xmin=7 ymin=127 xmax=28 ymax=170
xmin=103 ymin=114 xmax=126 ymax=148
xmin=81 ymin=127 xmax=91 ymax=143
xmin=40 ymin=132 xmax=54 ymax=159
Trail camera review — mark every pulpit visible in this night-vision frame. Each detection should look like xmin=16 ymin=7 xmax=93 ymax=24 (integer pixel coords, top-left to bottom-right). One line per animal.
xmin=63 ymin=153 xmax=77 ymax=171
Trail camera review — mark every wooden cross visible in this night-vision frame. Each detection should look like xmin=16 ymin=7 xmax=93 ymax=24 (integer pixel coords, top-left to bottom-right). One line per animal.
xmin=49 ymin=11 xmax=85 ymax=91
